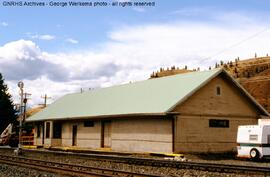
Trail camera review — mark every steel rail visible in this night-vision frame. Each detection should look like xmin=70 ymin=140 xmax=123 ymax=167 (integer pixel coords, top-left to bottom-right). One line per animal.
xmin=30 ymin=150 xmax=270 ymax=175
xmin=37 ymin=150 xmax=269 ymax=174
xmin=1 ymin=148 xmax=270 ymax=176
xmin=0 ymin=154 xmax=162 ymax=177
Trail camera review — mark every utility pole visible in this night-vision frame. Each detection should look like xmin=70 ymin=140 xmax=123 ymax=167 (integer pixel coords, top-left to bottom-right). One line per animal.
xmin=16 ymin=82 xmax=31 ymax=155
xmin=41 ymin=94 xmax=51 ymax=107
xmin=17 ymin=81 xmax=24 ymax=155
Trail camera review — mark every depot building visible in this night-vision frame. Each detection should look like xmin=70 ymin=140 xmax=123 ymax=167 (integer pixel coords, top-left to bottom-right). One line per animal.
xmin=27 ymin=69 xmax=269 ymax=153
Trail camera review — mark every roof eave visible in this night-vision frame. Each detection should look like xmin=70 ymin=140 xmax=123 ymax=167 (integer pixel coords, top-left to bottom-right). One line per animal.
xmin=26 ymin=112 xmax=168 ymax=122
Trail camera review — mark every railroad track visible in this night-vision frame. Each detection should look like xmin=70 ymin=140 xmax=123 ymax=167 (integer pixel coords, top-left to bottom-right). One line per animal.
xmin=38 ymin=150 xmax=270 ymax=175
xmin=1 ymin=148 xmax=270 ymax=176
xmin=0 ymin=154 xmax=161 ymax=177
xmin=119 ymin=157 xmax=270 ymax=175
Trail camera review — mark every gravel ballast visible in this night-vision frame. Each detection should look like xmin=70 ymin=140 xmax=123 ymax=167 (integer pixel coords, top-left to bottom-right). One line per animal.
xmin=0 ymin=148 xmax=267 ymax=177
xmin=0 ymin=163 xmax=69 ymax=177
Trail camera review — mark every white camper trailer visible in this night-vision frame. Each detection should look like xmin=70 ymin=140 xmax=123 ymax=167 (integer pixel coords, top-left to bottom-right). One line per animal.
xmin=237 ymin=120 xmax=270 ymax=160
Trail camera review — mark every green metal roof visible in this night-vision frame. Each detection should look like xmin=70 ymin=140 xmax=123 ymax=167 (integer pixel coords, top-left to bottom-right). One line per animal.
xmin=26 ymin=68 xmax=268 ymax=122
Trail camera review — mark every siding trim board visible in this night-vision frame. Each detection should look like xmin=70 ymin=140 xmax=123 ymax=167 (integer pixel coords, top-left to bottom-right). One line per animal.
xmin=177 ymin=141 xmax=237 ymax=143
xmin=172 ymin=116 xmax=175 ymax=153
xmin=178 ymin=113 xmax=260 ymax=119
xmin=61 ymin=138 xmax=100 ymax=140
xmin=111 ymin=139 xmax=172 ymax=143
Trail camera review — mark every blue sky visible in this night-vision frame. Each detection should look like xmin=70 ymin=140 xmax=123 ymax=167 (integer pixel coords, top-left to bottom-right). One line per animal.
xmin=2 ymin=0 xmax=270 ymax=52
xmin=1 ymin=0 xmax=270 ymax=105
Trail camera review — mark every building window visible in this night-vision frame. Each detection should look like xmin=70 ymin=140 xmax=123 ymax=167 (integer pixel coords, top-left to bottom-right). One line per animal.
xmin=249 ymin=134 xmax=258 ymax=141
xmin=209 ymin=119 xmax=229 ymax=128
xmin=268 ymin=135 xmax=270 ymax=144
xmin=53 ymin=122 xmax=62 ymax=139
xmin=216 ymin=86 xmax=221 ymax=95
xmin=45 ymin=122 xmax=50 ymax=138
xmin=84 ymin=121 xmax=94 ymax=127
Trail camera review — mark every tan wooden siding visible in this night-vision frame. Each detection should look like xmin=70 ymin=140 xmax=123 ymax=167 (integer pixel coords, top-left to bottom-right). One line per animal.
xmin=174 ymin=75 xmax=260 ymax=117
xmin=174 ymin=115 xmax=257 ymax=152
xmin=61 ymin=122 xmax=72 ymax=146
xmin=111 ymin=118 xmax=173 ymax=153
xmin=61 ymin=121 xmax=101 ymax=148
xmin=173 ymin=74 xmax=260 ymax=153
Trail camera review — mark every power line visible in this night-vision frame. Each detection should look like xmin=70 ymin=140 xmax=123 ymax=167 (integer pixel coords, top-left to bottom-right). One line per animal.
xmin=204 ymin=26 xmax=270 ymax=61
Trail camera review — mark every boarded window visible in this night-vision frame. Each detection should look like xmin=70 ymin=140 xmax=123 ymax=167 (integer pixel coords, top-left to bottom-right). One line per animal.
xmin=45 ymin=122 xmax=50 ymax=138
xmin=216 ymin=86 xmax=221 ymax=95
xmin=84 ymin=121 xmax=94 ymax=127
xmin=53 ymin=122 xmax=62 ymax=139
xmin=209 ymin=119 xmax=229 ymax=128
xmin=249 ymin=134 xmax=258 ymax=141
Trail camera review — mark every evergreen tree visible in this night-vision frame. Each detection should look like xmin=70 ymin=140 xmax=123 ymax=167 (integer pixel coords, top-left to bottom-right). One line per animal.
xmin=0 ymin=73 xmax=16 ymax=133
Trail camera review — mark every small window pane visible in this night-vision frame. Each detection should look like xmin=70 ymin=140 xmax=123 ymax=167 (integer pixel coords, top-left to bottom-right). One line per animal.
xmin=249 ymin=134 xmax=258 ymax=141
xmin=209 ymin=119 xmax=229 ymax=128
xmin=216 ymin=86 xmax=221 ymax=95
xmin=84 ymin=121 xmax=94 ymax=127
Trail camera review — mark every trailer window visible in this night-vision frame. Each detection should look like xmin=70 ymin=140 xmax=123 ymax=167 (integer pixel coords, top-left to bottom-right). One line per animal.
xmin=209 ymin=119 xmax=229 ymax=128
xmin=249 ymin=134 xmax=258 ymax=141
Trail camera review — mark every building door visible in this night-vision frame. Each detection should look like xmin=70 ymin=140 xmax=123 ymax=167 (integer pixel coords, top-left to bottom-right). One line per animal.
xmin=42 ymin=125 xmax=44 ymax=145
xmin=101 ymin=121 xmax=111 ymax=148
xmin=72 ymin=125 xmax=77 ymax=146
